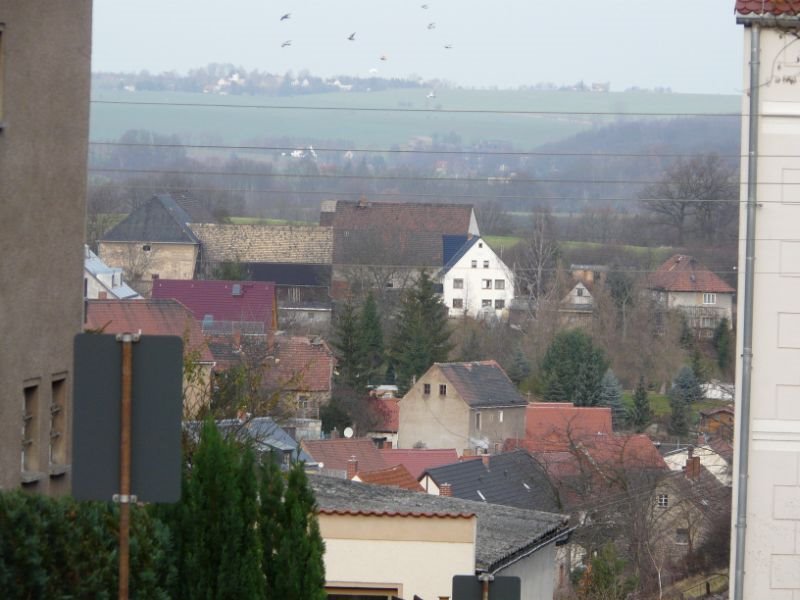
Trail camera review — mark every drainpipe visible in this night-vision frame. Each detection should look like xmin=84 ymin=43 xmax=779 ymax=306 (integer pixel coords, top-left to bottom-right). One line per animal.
xmin=733 ymin=22 xmax=760 ymax=600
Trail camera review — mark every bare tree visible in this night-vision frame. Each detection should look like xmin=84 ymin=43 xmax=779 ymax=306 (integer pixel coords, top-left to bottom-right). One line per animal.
xmin=510 ymin=211 xmax=560 ymax=317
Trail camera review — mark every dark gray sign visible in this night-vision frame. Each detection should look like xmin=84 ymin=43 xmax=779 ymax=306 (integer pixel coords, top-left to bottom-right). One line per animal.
xmin=452 ymin=575 xmax=521 ymax=600
xmin=72 ymin=334 xmax=183 ymax=503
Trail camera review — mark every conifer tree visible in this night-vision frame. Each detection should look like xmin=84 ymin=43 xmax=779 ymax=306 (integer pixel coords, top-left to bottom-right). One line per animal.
xmin=331 ymin=302 xmax=362 ymax=389
xmin=544 ymin=374 xmax=568 ymax=403
xmin=669 ymin=389 xmax=690 ymax=436
xmin=574 ymin=359 xmax=601 ymax=407
xmin=540 ymin=329 xmax=608 ymax=403
xmin=599 ymin=369 xmax=626 ymax=429
xmin=358 ymin=292 xmax=384 ymax=385
xmin=389 ymin=272 xmax=452 ymax=393
xmin=671 ymin=365 xmax=704 ymax=405
xmin=506 ymin=346 xmax=532 ymax=387
xmin=260 ymin=458 xmax=285 ymax=600
xmin=713 ymin=318 xmax=733 ymax=374
xmin=629 ymin=376 xmax=652 ymax=432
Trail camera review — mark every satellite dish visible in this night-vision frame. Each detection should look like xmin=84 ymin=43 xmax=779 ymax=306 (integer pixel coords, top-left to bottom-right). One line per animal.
xmin=343 ymin=427 xmax=354 ymax=439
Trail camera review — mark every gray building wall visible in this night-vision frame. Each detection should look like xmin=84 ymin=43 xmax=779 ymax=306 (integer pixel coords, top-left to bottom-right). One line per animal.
xmin=0 ymin=2 xmax=92 ymax=493
xmin=497 ymin=541 xmax=558 ymax=600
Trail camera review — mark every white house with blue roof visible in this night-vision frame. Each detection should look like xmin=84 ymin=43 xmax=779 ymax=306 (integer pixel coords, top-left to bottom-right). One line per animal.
xmin=437 ymin=236 xmax=515 ymax=319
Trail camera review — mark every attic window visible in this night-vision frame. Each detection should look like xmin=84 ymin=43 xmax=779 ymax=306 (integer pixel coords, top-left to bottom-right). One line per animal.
xmin=232 ymin=284 xmax=242 ymax=296
xmin=577 ymin=288 xmax=584 ymax=297
xmin=479 ymin=242 xmax=483 ymax=248
xmin=423 ymin=383 xmax=431 ymax=395
xmin=439 ymin=384 xmax=447 ymax=396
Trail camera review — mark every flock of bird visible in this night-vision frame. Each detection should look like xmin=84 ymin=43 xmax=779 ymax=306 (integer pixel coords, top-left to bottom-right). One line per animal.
xmin=277 ymin=4 xmax=453 ymax=59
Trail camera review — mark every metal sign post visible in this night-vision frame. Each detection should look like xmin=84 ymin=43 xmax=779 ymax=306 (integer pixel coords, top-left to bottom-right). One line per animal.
xmin=116 ymin=333 xmax=138 ymax=600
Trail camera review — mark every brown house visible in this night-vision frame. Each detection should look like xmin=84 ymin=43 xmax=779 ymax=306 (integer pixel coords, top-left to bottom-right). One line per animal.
xmin=699 ymin=405 xmax=734 ymax=442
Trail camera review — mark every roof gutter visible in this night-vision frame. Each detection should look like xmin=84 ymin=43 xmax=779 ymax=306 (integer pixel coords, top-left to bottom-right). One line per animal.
xmin=732 ymin=21 xmax=761 ymax=600
xmin=485 ymin=522 xmax=574 ymax=575
xmin=737 ymin=14 xmax=800 ymax=28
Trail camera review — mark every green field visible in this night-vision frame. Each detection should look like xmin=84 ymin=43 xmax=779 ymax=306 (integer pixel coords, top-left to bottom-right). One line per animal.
xmin=89 ymin=88 xmax=740 ymax=150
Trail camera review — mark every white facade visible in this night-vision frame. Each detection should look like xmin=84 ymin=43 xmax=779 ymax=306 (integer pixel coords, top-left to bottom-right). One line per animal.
xmin=83 ymin=246 xmax=141 ymax=300
xmin=732 ymin=16 xmax=800 ymax=598
xmin=439 ymin=238 xmax=515 ymax=319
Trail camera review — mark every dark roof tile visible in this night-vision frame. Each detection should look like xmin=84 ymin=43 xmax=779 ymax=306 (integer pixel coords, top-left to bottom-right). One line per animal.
xmin=435 ymin=360 xmax=527 ymax=408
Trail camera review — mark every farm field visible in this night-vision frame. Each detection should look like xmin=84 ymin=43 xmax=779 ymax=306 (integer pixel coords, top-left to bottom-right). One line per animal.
xmin=89 ymin=88 xmax=740 ymax=150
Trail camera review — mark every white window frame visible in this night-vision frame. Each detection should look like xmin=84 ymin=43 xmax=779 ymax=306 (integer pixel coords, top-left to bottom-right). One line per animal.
xmin=657 ymin=494 xmax=669 ymax=508
xmin=482 ymin=279 xmax=492 ymax=289
xmin=703 ymin=293 xmax=717 ymax=305
xmin=453 ymin=278 xmax=464 ymax=289
xmin=494 ymin=279 xmax=505 ymax=290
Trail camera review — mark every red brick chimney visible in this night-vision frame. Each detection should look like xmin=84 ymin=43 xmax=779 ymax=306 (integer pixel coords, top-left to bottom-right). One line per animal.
xmin=686 ymin=455 xmax=701 ymax=480
xmin=439 ymin=482 xmax=453 ymax=497
xmin=347 ymin=456 xmax=358 ymax=480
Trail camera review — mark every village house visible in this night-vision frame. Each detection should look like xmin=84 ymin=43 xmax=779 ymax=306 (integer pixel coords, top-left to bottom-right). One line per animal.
xmin=398 ymin=361 xmax=527 ymax=455
xmin=559 ymin=280 xmax=594 ymax=329
xmin=699 ymin=405 xmax=734 ymax=443
xmin=84 ymin=299 xmax=215 ymax=418
xmin=302 ymin=438 xmax=388 ymax=479
xmin=365 ymin=395 xmax=399 ymax=449
xmin=309 ymin=475 xmax=569 ymax=600
xmin=436 ymin=236 xmax=516 ymax=320
xmin=84 ymin=246 xmax=141 ymax=300
xmin=647 ymin=254 xmax=735 ymax=337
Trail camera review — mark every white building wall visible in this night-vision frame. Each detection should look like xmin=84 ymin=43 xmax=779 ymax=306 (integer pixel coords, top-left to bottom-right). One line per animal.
xmin=732 ymin=23 xmax=800 ymax=599
xmin=441 ymin=239 xmax=515 ymax=319
xmin=497 ymin=542 xmax=558 ymax=600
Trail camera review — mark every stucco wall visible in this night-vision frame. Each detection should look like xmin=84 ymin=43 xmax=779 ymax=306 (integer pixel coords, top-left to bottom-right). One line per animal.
xmin=319 ymin=512 xmax=476 ymax=599
xmin=98 ymin=241 xmax=198 ymax=296
xmin=732 ymin=23 xmax=800 ymax=599
xmin=398 ymin=366 xmax=471 ymax=452
xmin=468 ymin=405 xmax=527 ymax=453
xmin=0 ymin=2 xmax=92 ymax=494
xmin=497 ymin=541 xmax=558 ymax=600
xmin=441 ymin=240 xmax=515 ymax=319
xmin=668 ymin=290 xmax=733 ymax=323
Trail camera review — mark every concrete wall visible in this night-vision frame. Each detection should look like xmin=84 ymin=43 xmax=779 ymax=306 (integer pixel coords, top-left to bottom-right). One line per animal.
xmin=98 ymin=241 xmax=198 ymax=296
xmin=398 ymin=365 xmax=471 ymax=452
xmin=0 ymin=1 xmax=92 ymax=493
xmin=441 ymin=239 xmax=515 ymax=319
xmin=319 ymin=512 xmax=476 ymax=599
xmin=732 ymin=22 xmax=800 ymax=598
xmin=497 ymin=541 xmax=558 ymax=600
xmin=468 ymin=405 xmax=527 ymax=453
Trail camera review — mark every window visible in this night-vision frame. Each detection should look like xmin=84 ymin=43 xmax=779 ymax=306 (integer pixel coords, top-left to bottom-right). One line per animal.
xmin=657 ymin=494 xmax=669 ymax=508
xmin=498 ymin=410 xmax=504 ymax=423
xmin=494 ymin=279 xmax=505 ymax=290
xmin=453 ymin=278 xmax=464 ymax=289
xmin=675 ymin=528 xmax=690 ymax=545
xmin=478 ymin=242 xmax=483 ymax=248
xmin=475 ymin=412 xmax=481 ymax=430
xmin=482 ymin=299 xmax=492 ymax=307
xmin=483 ymin=260 xmax=490 ymax=268
xmin=482 ymin=279 xmax=492 ymax=289
xmin=423 ymin=383 xmax=431 ymax=395
xmin=577 ymin=287 xmax=584 ymax=297
xmin=703 ymin=293 xmax=717 ymax=305
xmin=494 ymin=299 xmax=505 ymax=309
xmin=22 ymin=384 xmax=39 ymax=476
xmin=142 ymin=244 xmax=151 ymax=252
xmin=471 ymin=260 xmax=477 ymax=268
xmin=49 ymin=377 xmax=67 ymax=470
xmin=452 ymin=298 xmax=463 ymax=309
xmin=439 ymin=384 xmax=447 ymax=396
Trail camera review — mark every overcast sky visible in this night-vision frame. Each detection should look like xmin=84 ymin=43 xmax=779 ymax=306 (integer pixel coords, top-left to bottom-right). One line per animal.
xmin=92 ymin=0 xmax=744 ymax=94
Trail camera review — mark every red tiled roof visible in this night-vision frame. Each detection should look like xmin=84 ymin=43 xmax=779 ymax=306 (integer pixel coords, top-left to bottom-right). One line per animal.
xmin=356 ymin=464 xmax=424 ymax=492
xmin=736 ymin=1 xmax=800 ymax=16
xmin=302 ymin=438 xmax=387 ymax=473
xmin=152 ymin=279 xmax=276 ymax=331
xmin=318 ymin=508 xmax=474 ymax=519
xmin=647 ymin=255 xmax=734 ymax=294
xmin=325 ymin=200 xmax=475 ymax=234
xmin=85 ymin=299 xmax=214 ymax=363
xmin=700 ymin=405 xmax=735 ymax=417
xmin=380 ymin=448 xmax=460 ymax=479
xmin=368 ymin=398 xmax=399 ymax=432
xmin=263 ymin=335 xmax=335 ymax=392
xmin=525 ymin=403 xmax=613 ymax=447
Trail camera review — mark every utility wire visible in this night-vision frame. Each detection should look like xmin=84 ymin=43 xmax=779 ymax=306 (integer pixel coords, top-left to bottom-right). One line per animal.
xmin=89 ymin=99 xmax=741 ymax=118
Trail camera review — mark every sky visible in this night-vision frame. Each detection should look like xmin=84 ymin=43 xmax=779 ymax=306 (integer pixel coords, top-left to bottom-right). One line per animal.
xmin=92 ymin=0 xmax=744 ymax=95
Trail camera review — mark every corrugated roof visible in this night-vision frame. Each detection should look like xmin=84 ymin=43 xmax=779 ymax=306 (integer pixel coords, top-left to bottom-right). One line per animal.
xmin=647 ymin=254 xmax=735 ymax=294
xmin=84 ymin=298 xmax=214 ymax=363
xmin=422 ymin=450 xmax=559 ymax=512
xmin=435 ymin=361 xmax=527 ymax=408
xmin=152 ymin=279 xmax=276 ymax=331
xmin=309 ymin=475 xmax=568 ymax=572
xmin=191 ymin=224 xmax=333 ymax=264
xmin=101 ymin=194 xmax=212 ymax=243
xmin=380 ymin=448 xmax=460 ymax=479
xmin=356 ymin=464 xmax=424 ymax=492
xmin=302 ymin=438 xmax=387 ymax=474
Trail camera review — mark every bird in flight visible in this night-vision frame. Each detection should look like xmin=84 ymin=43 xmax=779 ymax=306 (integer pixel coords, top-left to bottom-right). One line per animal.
xmin=348 ymin=32 xmax=356 ymax=41
xmin=444 ymin=44 xmax=453 ymax=49
xmin=281 ymin=40 xmax=292 ymax=47
xmin=380 ymin=55 xmax=388 ymax=61
xmin=427 ymin=22 xmax=436 ymax=30
xmin=280 ymin=13 xmax=290 ymax=21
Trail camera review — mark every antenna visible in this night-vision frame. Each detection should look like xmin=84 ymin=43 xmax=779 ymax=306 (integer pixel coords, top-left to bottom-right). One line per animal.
xmin=343 ymin=426 xmax=354 ymax=439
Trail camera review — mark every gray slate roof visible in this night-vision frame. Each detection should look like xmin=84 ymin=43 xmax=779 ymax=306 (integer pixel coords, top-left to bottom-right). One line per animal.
xmin=309 ymin=474 xmax=568 ymax=573
xmin=437 ymin=361 xmax=527 ymax=408
xmin=101 ymin=193 xmax=214 ymax=243
xmin=422 ymin=450 xmax=560 ymax=512
xmin=439 ymin=235 xmax=480 ymax=276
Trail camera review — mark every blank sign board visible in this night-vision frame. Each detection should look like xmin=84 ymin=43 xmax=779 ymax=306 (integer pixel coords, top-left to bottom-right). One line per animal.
xmin=452 ymin=575 xmax=521 ymax=600
xmin=72 ymin=334 xmax=183 ymax=503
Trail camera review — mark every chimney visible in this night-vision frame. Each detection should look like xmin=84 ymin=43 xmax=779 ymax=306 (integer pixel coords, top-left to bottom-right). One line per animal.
xmin=385 ymin=441 xmax=393 ymax=449
xmin=347 ymin=456 xmax=358 ymax=480
xmin=481 ymin=454 xmax=490 ymax=468
xmin=686 ymin=456 xmax=701 ymax=480
xmin=439 ymin=482 xmax=453 ymax=497
xmin=98 ymin=291 xmax=108 ymax=300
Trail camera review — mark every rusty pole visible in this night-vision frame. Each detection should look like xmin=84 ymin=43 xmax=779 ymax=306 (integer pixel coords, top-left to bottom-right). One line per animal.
xmin=116 ymin=333 xmax=138 ymax=600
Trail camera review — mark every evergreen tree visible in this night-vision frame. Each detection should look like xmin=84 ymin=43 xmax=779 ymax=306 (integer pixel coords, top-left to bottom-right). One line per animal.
xmin=506 ymin=346 xmax=532 ymax=387
xmin=358 ymin=292 xmax=384 ymax=385
xmin=457 ymin=327 xmax=483 ymax=362
xmin=574 ymin=359 xmax=601 ymax=407
xmin=274 ymin=464 xmax=326 ymax=600
xmin=713 ymin=318 xmax=733 ymax=374
xmin=260 ymin=458 xmax=285 ymax=600
xmin=671 ymin=365 xmax=704 ymax=405
xmin=599 ymin=369 xmax=626 ymax=429
xmin=540 ymin=329 xmax=608 ymax=404
xmin=331 ymin=302 xmax=362 ymax=389
xmin=669 ymin=388 xmax=690 ymax=436
xmin=629 ymin=376 xmax=652 ymax=432
xmin=389 ymin=272 xmax=452 ymax=393
xmin=544 ymin=374 xmax=568 ymax=402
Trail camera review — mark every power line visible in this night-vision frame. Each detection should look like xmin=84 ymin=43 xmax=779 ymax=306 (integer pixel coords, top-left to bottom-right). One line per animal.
xmin=89 ymin=98 xmax=742 ymax=118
